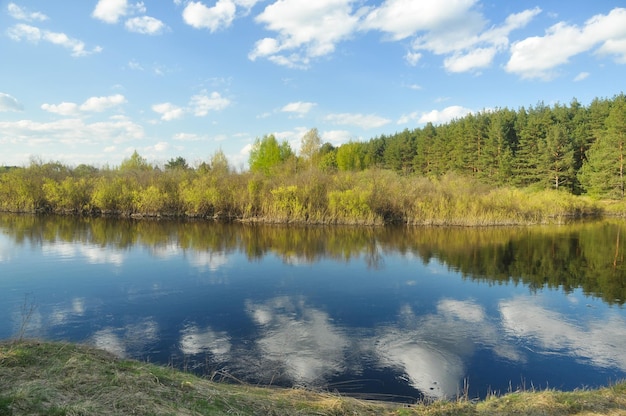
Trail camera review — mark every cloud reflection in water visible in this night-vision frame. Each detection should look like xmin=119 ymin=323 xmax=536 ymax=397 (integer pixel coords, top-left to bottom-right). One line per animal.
xmin=375 ymin=299 xmax=522 ymax=399
xmin=179 ymin=324 xmax=231 ymax=357
xmin=500 ymin=296 xmax=626 ymax=371
xmin=246 ymin=296 xmax=350 ymax=386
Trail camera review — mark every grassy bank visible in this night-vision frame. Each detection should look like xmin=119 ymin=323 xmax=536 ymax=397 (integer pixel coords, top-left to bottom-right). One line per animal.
xmin=1 ymin=341 xmax=625 ymax=415
xmin=0 ymin=163 xmax=606 ymax=225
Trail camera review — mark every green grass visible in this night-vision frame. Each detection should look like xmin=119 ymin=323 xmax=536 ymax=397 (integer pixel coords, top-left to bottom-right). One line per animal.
xmin=1 ymin=340 xmax=625 ymax=415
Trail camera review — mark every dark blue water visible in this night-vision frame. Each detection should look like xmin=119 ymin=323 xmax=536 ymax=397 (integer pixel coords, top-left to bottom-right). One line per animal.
xmin=1 ymin=215 xmax=625 ymax=402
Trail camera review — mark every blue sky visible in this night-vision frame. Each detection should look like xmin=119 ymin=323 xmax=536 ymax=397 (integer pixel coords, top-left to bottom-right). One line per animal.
xmin=1 ymin=0 xmax=626 ymax=169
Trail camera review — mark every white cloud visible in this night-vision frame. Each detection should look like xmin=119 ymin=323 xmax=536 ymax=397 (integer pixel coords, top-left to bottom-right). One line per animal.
xmin=405 ymin=51 xmax=422 ymax=66
xmin=152 ymin=102 xmax=185 ymax=121
xmin=321 ymin=130 xmax=355 ymax=146
xmin=365 ymin=2 xmax=541 ymax=74
xmin=0 ymin=93 xmax=23 ymax=112
xmin=80 ymin=94 xmax=126 ymax=112
xmin=7 ymin=3 xmax=48 ymax=22
xmin=41 ymin=102 xmax=79 ymax=116
xmin=506 ymin=8 xmax=626 ymax=79
xmin=0 ymin=117 xmax=144 ymax=147
xmin=281 ymin=101 xmax=316 ymax=116
xmin=151 ymin=92 xmax=229 ymax=121
xmin=189 ymin=92 xmax=230 ymax=116
xmin=574 ymin=72 xmax=590 ymax=82
xmin=128 ymin=60 xmax=144 ymax=70
xmin=324 ymin=112 xmax=391 ymax=129
xmin=418 ymin=105 xmax=472 ymax=124
xmin=443 ymin=47 xmax=496 ymax=73
xmin=362 ymin=0 xmax=480 ymax=41
xmin=182 ymin=0 xmax=236 ymax=32
xmin=397 ymin=111 xmax=419 ymax=124
xmin=125 ymin=16 xmax=167 ymax=35
xmin=41 ymin=95 xmax=126 ymax=116
xmin=249 ymin=0 xmax=360 ymax=68
xmin=148 ymin=141 xmax=170 ymax=152
xmin=173 ymin=132 xmax=205 ymax=141
xmin=92 ymin=0 xmax=128 ymax=24
xmin=7 ymin=23 xmax=102 ymax=57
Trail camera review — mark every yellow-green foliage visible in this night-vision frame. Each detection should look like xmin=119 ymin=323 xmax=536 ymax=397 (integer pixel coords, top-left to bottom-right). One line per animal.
xmin=91 ymin=176 xmax=137 ymax=214
xmin=179 ymin=178 xmax=220 ymax=216
xmin=0 ymin=159 xmax=606 ymax=224
xmin=268 ymin=185 xmax=305 ymax=222
xmin=42 ymin=177 xmax=93 ymax=212
xmin=328 ymin=188 xmax=380 ymax=225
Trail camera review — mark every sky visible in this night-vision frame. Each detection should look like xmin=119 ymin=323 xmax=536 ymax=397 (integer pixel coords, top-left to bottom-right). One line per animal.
xmin=1 ymin=0 xmax=626 ymax=169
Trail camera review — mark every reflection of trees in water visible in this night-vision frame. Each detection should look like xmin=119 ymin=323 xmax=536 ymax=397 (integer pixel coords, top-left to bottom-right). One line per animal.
xmin=1 ymin=214 xmax=625 ymax=304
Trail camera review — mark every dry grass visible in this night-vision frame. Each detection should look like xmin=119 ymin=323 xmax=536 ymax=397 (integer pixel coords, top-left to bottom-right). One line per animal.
xmin=1 ymin=340 xmax=625 ymax=416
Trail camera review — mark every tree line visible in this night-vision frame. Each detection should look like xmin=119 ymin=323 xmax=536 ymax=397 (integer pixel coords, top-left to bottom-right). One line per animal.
xmin=0 ymin=94 xmax=625 ymax=224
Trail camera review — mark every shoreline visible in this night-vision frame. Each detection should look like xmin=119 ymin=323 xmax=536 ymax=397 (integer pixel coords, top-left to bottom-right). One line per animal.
xmin=1 ymin=340 xmax=625 ymax=415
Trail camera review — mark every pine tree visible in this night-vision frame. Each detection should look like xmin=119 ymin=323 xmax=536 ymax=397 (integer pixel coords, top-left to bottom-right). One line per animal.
xmin=579 ymin=97 xmax=626 ymax=198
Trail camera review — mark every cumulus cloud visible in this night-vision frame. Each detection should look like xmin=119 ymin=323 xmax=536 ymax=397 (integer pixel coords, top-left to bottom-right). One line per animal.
xmin=181 ymin=0 xmax=261 ymax=31
xmin=41 ymin=95 xmax=125 ymax=115
xmin=0 ymin=117 xmax=144 ymax=148
xmin=125 ymin=16 xmax=167 ymax=35
xmin=152 ymin=102 xmax=185 ymax=121
xmin=362 ymin=0 xmax=480 ymax=41
xmin=324 ymin=112 xmax=391 ymax=129
xmin=41 ymin=102 xmax=79 ymax=116
xmin=249 ymin=0 xmax=360 ymax=68
xmin=182 ymin=0 xmax=236 ymax=32
xmin=7 ymin=23 xmax=102 ymax=57
xmin=93 ymin=0 xmax=164 ymax=35
xmin=574 ymin=72 xmax=590 ymax=82
xmin=80 ymin=94 xmax=127 ymax=112
xmin=506 ymin=8 xmax=626 ymax=79
xmin=0 ymin=93 xmax=23 ymax=112
xmin=281 ymin=101 xmax=316 ymax=116
xmin=7 ymin=3 xmax=48 ymax=21
xmin=189 ymin=92 xmax=231 ymax=116
xmin=405 ymin=51 xmax=422 ymax=66
xmin=92 ymin=0 xmax=129 ymax=24
xmin=418 ymin=105 xmax=472 ymax=124
xmin=443 ymin=47 xmax=496 ymax=73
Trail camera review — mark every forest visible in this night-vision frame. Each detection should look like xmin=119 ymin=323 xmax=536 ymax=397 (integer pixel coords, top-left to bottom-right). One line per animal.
xmin=0 ymin=93 xmax=625 ymax=225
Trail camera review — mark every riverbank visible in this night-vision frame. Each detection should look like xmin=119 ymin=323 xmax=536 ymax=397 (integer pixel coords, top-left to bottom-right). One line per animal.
xmin=1 ymin=340 xmax=625 ymax=415
xmin=3 ymin=163 xmax=620 ymax=226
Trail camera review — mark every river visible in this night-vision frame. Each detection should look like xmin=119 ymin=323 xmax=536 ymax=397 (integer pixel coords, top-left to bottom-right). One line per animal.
xmin=1 ymin=213 xmax=625 ymax=402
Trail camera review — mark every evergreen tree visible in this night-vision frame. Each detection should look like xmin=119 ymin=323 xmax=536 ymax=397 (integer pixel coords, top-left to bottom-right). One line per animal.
xmin=579 ymin=98 xmax=626 ymax=198
xmin=539 ymin=123 xmax=575 ymax=190
xmin=383 ymin=129 xmax=415 ymax=174
xmin=481 ymin=109 xmax=516 ymax=184
xmin=413 ymin=123 xmax=437 ymax=175
xmin=512 ymin=105 xmax=550 ymax=187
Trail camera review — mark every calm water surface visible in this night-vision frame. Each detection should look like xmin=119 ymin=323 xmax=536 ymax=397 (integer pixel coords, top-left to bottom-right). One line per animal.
xmin=1 ymin=214 xmax=625 ymax=401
